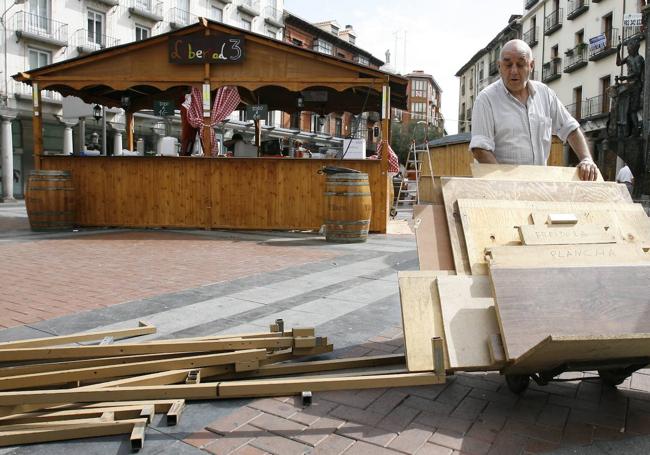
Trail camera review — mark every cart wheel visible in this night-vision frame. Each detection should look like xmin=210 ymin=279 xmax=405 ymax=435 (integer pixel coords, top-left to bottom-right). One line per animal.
xmin=390 ymin=208 xmax=398 ymax=218
xmin=598 ymin=369 xmax=629 ymax=387
xmin=505 ymin=374 xmax=530 ymax=394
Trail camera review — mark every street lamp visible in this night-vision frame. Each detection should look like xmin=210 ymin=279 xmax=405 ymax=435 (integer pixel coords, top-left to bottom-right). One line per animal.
xmin=1 ymin=0 xmax=25 ymax=107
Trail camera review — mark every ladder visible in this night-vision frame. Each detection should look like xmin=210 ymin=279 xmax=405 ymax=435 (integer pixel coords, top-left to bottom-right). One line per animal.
xmin=392 ymin=138 xmax=434 ymax=217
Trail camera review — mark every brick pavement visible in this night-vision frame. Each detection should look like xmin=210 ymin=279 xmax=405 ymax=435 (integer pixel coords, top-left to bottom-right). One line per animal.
xmin=0 ymin=231 xmax=339 ymax=329
xmin=185 ymin=327 xmax=650 ymax=455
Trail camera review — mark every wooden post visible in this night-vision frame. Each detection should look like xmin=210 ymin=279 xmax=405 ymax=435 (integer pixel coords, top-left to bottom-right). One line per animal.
xmin=32 ymin=82 xmax=43 ymax=170
xmin=126 ymin=111 xmax=134 ymax=151
xmin=378 ymin=80 xmax=391 ymax=233
xmin=254 ymin=119 xmax=261 ymax=149
xmin=202 ymin=23 xmax=212 ymax=157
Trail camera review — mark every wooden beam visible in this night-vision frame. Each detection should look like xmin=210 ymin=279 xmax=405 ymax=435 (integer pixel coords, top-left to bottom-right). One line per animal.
xmin=32 ymin=82 xmax=43 ymax=170
xmin=0 ymin=338 xmax=293 ymax=362
xmin=0 ymin=406 xmax=151 ymax=426
xmin=0 ymin=349 xmax=266 ymax=391
xmin=0 ymin=322 xmax=155 ymax=350
xmin=0 ymin=418 xmax=148 ymax=448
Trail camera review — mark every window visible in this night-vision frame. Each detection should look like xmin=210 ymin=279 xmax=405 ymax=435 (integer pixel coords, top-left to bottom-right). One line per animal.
xmin=411 ymin=102 xmax=426 ymax=119
xmin=210 ymin=3 xmax=223 ymax=22
xmin=28 ymin=47 xmax=51 ymax=70
xmin=29 ymin=0 xmax=50 ymax=31
xmin=330 ymin=24 xmax=339 ymax=35
xmin=348 ymin=36 xmax=355 ymax=45
xmin=411 ymin=79 xmax=427 ymax=98
xmin=266 ymin=28 xmax=277 ymax=39
xmin=240 ymin=18 xmax=252 ymax=31
xmin=87 ymin=9 xmax=104 ymax=46
xmin=469 ymin=69 xmax=474 ymax=89
xmin=135 ymin=0 xmax=151 ymax=9
xmin=461 ymin=76 xmax=465 ymax=96
xmin=573 ymin=86 xmax=582 ymax=119
xmin=355 ymin=55 xmax=369 ymax=66
xmin=478 ymin=61 xmax=484 ymax=81
xmin=313 ymin=39 xmax=333 ymax=55
xmin=135 ymin=24 xmax=150 ymax=41
xmin=335 ymin=117 xmax=342 ymax=137
xmin=291 ymin=38 xmax=303 ymax=47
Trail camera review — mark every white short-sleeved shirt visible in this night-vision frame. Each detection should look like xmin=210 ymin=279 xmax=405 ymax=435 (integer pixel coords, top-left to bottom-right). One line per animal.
xmin=469 ymin=79 xmax=580 ymax=165
xmin=616 ymin=165 xmax=633 ymax=183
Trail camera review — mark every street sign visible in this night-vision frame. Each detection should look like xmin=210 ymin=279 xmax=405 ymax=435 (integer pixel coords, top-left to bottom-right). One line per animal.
xmin=624 ymin=13 xmax=642 ymax=27
xmin=153 ymin=100 xmax=174 ymax=117
xmin=246 ymin=104 xmax=268 ymax=121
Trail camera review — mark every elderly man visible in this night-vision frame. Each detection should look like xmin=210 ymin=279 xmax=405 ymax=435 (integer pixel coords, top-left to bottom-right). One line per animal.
xmin=470 ymin=39 xmax=599 ymax=181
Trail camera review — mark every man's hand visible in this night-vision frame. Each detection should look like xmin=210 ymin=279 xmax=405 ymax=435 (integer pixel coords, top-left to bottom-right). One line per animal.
xmin=577 ymin=157 xmax=599 ymax=181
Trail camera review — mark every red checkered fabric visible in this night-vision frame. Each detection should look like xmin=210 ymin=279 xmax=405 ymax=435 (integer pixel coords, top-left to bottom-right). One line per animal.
xmin=183 ymin=86 xmax=241 ymax=156
xmin=376 ymin=140 xmax=400 ymax=173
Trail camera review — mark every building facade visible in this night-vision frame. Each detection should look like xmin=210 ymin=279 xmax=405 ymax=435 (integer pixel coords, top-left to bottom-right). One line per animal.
xmin=0 ymin=0 xmax=285 ymax=199
xmin=403 ymin=70 xmax=443 ymax=133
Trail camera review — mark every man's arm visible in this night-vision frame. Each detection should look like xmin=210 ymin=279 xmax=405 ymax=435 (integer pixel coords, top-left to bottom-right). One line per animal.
xmin=567 ymin=128 xmax=598 ymax=181
xmin=471 ymin=148 xmax=498 ymax=163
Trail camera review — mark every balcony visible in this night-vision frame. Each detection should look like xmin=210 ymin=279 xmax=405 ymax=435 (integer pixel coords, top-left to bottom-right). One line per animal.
xmin=12 ymin=11 xmax=68 ymax=47
xmin=565 ymin=101 xmax=584 ymax=121
xmin=237 ymin=0 xmax=260 ymax=17
xmin=583 ymin=94 xmax=609 ymax=118
xmin=264 ymin=6 xmax=282 ymax=28
xmin=489 ymin=60 xmax=498 ymax=76
xmin=168 ymin=8 xmax=197 ymax=29
xmin=567 ymin=0 xmax=588 ymax=20
xmin=127 ymin=0 xmax=163 ymax=22
xmin=623 ymin=24 xmax=644 ymax=43
xmin=542 ymin=58 xmax=562 ymax=83
xmin=544 ymin=9 xmax=562 ymax=35
xmin=524 ymin=0 xmax=539 ymax=9
xmin=564 ymin=44 xmax=588 ymax=73
xmin=589 ymin=29 xmax=619 ymax=61
xmin=95 ymin=0 xmax=119 ymax=6
xmin=74 ymin=29 xmax=120 ymax=54
xmin=523 ymin=26 xmax=538 ymax=47
xmin=11 ymin=80 xmax=62 ymax=104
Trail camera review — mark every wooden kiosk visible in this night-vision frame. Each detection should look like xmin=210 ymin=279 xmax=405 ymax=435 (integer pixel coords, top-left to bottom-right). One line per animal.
xmin=14 ymin=19 xmax=407 ymax=233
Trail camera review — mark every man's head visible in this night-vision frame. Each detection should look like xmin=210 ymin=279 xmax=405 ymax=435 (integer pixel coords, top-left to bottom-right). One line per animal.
xmin=499 ymin=39 xmax=534 ymax=94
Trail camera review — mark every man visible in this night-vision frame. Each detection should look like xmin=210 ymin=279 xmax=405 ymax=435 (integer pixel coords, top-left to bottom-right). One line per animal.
xmin=470 ymin=39 xmax=599 ymax=181
xmin=616 ymin=164 xmax=634 ymax=195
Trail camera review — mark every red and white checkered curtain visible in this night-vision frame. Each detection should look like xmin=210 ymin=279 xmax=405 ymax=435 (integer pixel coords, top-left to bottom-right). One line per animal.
xmin=184 ymin=86 xmax=241 ymax=156
xmin=376 ymin=140 xmax=400 ymax=174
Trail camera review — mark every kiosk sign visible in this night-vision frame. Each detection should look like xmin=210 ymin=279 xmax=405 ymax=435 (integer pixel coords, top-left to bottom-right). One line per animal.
xmin=169 ymin=33 xmax=245 ymax=64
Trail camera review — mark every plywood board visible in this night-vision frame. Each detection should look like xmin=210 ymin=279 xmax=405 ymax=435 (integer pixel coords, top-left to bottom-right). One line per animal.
xmin=441 ymin=178 xmax=633 ymax=274
xmin=486 ymin=244 xmax=650 ymax=268
xmin=413 ymin=205 xmax=454 ymax=271
xmin=456 ymin=199 xmax=649 ymax=274
xmin=489 ymin=264 xmax=650 ymax=361
xmin=505 ymin=334 xmax=650 ymax=374
xmin=398 ymin=271 xmax=453 ymax=372
xmin=436 ymin=276 xmax=501 ymax=371
xmin=471 ymin=163 xmax=604 ymax=182
xmin=518 ymin=224 xmax=617 ymax=245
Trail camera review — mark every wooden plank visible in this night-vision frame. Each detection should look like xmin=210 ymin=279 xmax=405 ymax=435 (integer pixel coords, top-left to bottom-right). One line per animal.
xmin=487 ymin=334 xmax=506 ymax=364
xmin=489 ymin=264 xmax=650 ymax=361
xmin=442 ymin=178 xmax=633 ymax=274
xmin=0 ymin=349 xmax=266 ymax=391
xmin=0 ymin=418 xmax=147 ymax=447
xmin=470 ymin=163 xmax=604 ymax=182
xmin=456 ymin=199 xmax=649 ymax=274
xmin=0 ymin=323 xmax=156 ymax=350
xmin=0 ymin=338 xmax=292 ymax=362
xmin=398 ymin=271 xmax=453 ymax=372
xmin=217 ymin=372 xmax=445 ymax=398
xmin=436 ymin=276 xmax=501 ymax=371
xmin=505 ymin=334 xmax=650 ymax=374
xmin=0 ymin=406 xmax=151 ymax=426
xmin=518 ymin=224 xmax=617 ymax=245
xmin=486 ymin=244 xmax=650 ymax=269
xmin=413 ymin=204 xmax=455 ymax=271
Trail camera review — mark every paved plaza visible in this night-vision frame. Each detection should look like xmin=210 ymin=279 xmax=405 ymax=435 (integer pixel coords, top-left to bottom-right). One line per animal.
xmin=1 ymin=202 xmax=650 ymax=454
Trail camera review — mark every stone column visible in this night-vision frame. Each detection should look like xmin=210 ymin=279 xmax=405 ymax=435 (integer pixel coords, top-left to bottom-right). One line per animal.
xmin=0 ymin=110 xmax=18 ymax=202
xmin=109 ymin=122 xmax=125 ymax=156
xmin=56 ymin=116 xmax=79 ymax=155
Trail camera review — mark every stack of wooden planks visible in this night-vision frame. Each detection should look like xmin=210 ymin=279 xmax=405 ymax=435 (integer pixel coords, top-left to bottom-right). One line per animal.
xmin=402 ymin=163 xmax=650 ymax=376
xmin=0 ymin=321 xmax=445 ymax=450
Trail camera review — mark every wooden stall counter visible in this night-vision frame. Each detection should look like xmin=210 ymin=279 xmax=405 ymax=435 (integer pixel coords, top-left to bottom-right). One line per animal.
xmin=41 ymin=156 xmax=389 ymax=233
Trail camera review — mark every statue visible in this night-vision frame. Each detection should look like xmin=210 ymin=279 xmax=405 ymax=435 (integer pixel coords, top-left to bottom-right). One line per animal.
xmin=616 ymin=37 xmax=644 ymax=137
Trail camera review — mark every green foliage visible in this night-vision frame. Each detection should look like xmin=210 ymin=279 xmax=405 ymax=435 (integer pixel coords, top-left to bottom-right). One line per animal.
xmin=390 ymin=121 xmax=443 ymax=165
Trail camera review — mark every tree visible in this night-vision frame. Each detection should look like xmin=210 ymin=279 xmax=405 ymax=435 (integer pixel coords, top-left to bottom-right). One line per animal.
xmin=390 ymin=121 xmax=442 ymax=166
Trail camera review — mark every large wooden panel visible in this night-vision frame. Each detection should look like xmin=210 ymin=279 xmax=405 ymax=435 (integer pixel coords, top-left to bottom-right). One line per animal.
xmin=426 ymin=143 xmax=473 ymax=177
xmin=505 ymin=334 xmax=650 ymax=374
xmin=413 ymin=205 xmax=454 ymax=271
xmin=436 ymin=276 xmax=501 ymax=371
xmin=457 ymin=199 xmax=649 ymax=274
xmin=519 ymin=224 xmax=616 ymax=245
xmin=398 ymin=271 xmax=453 ymax=372
xmin=41 ymin=157 xmax=387 ymax=232
xmin=470 ymin=163 xmax=603 ymax=182
xmin=489 ymin=264 xmax=650 ymax=361
xmin=441 ymin=178 xmax=634 ymax=274
xmin=486 ymin=244 xmax=650 ymax=268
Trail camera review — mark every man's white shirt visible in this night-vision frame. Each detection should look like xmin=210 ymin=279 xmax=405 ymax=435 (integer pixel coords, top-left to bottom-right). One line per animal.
xmin=469 ymin=78 xmax=579 ymax=165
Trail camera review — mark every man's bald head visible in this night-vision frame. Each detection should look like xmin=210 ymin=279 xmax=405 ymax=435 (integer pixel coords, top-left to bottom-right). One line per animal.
xmin=500 ymin=39 xmax=533 ymax=62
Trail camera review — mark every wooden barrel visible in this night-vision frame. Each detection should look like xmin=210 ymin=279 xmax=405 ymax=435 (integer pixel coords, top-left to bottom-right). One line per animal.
xmin=25 ymin=170 xmax=76 ymax=231
xmin=324 ymin=172 xmax=372 ymax=243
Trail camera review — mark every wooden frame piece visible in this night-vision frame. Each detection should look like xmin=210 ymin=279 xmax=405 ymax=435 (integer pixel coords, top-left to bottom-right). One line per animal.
xmin=0 ymin=405 xmax=155 ymax=426
xmin=166 ymin=400 xmax=186 ymax=426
